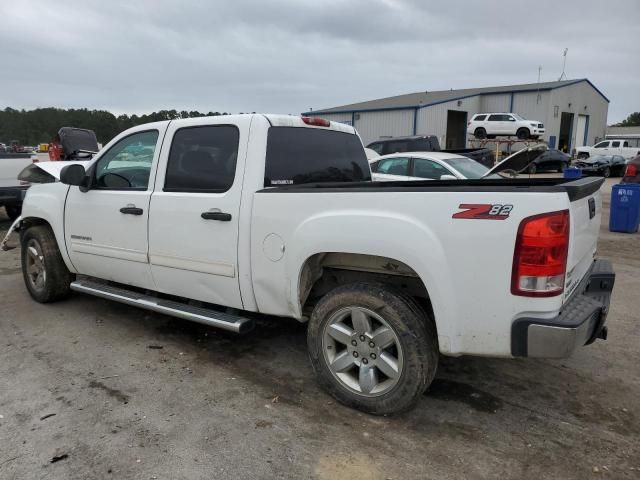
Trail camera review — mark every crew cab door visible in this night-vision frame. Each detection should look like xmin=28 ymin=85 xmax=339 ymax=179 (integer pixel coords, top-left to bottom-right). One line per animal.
xmin=147 ymin=117 xmax=249 ymax=309
xmin=64 ymin=127 xmax=165 ymax=288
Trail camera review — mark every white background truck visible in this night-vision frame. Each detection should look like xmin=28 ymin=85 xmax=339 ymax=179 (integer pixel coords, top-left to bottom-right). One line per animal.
xmin=0 ymin=152 xmax=38 ymax=220
xmin=576 ymin=139 xmax=640 ymax=160
xmin=3 ymin=114 xmax=614 ymax=414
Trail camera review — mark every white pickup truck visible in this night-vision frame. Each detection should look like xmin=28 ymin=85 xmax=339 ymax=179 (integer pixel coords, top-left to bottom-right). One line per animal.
xmin=1 ymin=114 xmax=615 ymax=414
xmin=576 ymin=139 xmax=640 ymax=160
xmin=0 ymin=152 xmax=38 ymax=220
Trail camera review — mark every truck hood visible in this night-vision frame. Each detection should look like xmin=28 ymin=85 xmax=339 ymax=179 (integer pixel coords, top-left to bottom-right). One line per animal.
xmin=17 ymin=160 xmax=88 ymax=183
xmin=483 ymin=145 xmax=548 ymax=177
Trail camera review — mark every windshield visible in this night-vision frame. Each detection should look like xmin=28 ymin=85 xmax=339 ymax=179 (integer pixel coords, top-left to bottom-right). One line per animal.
xmin=441 ymin=157 xmax=489 ymax=179
xmin=512 ymin=113 xmax=525 ymax=120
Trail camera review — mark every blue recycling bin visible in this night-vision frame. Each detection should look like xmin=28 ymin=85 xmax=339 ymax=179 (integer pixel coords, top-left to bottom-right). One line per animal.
xmin=564 ymin=167 xmax=582 ymax=179
xmin=609 ymin=184 xmax=640 ymax=233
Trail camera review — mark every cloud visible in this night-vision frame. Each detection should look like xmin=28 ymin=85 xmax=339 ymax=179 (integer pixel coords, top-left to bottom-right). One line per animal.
xmin=0 ymin=0 xmax=638 ymax=122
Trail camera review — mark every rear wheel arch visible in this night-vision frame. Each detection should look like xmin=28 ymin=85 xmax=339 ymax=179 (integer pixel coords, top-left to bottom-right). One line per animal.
xmin=298 ymin=252 xmax=436 ymax=332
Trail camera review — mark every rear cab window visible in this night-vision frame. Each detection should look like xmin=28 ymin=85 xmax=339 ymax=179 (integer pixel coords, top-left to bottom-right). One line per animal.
xmin=264 ymin=127 xmax=370 ymax=186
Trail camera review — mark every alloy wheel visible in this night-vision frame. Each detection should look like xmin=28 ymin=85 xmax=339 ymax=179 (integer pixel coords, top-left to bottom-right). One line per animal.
xmin=26 ymin=239 xmax=46 ymax=292
xmin=322 ymin=306 xmax=403 ymax=397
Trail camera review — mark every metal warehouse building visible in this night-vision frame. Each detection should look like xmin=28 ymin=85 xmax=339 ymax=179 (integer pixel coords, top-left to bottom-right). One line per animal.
xmin=304 ymin=79 xmax=609 ymax=152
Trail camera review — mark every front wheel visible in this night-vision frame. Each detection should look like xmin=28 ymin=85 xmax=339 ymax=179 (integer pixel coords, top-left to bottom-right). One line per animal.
xmin=602 ymin=167 xmax=611 ymax=178
xmin=21 ymin=225 xmax=74 ymax=303
xmin=307 ymin=283 xmax=439 ymax=415
xmin=528 ymin=163 xmax=537 ymax=175
xmin=517 ymin=128 xmax=530 ymax=140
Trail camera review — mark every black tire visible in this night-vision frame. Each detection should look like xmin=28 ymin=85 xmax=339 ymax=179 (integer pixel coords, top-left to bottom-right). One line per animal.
xmin=474 ymin=128 xmax=486 ymax=139
xmin=5 ymin=205 xmax=21 ymax=221
xmin=307 ymin=283 xmax=439 ymax=415
xmin=516 ymin=128 xmax=530 ymax=140
xmin=602 ymin=167 xmax=611 ymax=178
xmin=528 ymin=163 xmax=537 ymax=175
xmin=557 ymin=162 xmax=567 ymax=173
xmin=21 ymin=225 xmax=74 ymax=303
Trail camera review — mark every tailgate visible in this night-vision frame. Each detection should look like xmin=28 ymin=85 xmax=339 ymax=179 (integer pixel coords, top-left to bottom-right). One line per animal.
xmin=564 ymin=178 xmax=604 ymax=301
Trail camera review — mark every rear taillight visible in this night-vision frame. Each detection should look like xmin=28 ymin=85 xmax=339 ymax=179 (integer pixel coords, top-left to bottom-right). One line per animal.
xmin=301 ymin=116 xmax=330 ymax=127
xmin=32 ymin=157 xmax=39 ymax=163
xmin=625 ymin=164 xmax=637 ymax=177
xmin=511 ymin=210 xmax=570 ymax=297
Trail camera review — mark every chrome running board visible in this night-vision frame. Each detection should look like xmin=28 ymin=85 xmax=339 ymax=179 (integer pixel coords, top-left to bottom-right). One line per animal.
xmin=70 ymin=278 xmax=254 ymax=334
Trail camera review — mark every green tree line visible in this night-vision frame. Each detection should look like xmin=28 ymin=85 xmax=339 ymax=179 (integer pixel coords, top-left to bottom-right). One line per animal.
xmin=0 ymin=107 xmax=230 ymax=145
xmin=614 ymin=112 xmax=640 ymax=127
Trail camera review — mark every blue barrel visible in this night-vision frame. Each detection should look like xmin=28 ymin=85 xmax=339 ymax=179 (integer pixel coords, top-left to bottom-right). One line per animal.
xmin=610 ymin=184 xmax=640 ymax=233
xmin=564 ymin=167 xmax=582 ymax=179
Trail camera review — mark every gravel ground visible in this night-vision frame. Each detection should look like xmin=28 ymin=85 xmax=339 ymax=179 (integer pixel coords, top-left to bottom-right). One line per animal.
xmin=0 ymin=177 xmax=638 ymax=480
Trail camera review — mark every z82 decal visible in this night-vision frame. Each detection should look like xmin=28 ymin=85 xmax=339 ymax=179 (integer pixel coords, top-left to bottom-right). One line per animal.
xmin=452 ymin=203 xmax=513 ymax=220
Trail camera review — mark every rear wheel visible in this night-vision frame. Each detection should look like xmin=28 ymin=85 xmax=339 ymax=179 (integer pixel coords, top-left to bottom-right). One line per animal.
xmin=307 ymin=283 xmax=439 ymax=415
xmin=558 ymin=162 xmax=568 ymax=173
xmin=474 ymin=128 xmax=486 ymax=139
xmin=517 ymin=128 xmax=530 ymax=140
xmin=21 ymin=226 xmax=74 ymax=303
xmin=5 ymin=205 xmax=21 ymax=221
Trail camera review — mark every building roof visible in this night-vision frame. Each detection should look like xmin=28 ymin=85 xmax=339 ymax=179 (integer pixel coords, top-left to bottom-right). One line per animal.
xmin=305 ymin=79 xmax=608 ymax=115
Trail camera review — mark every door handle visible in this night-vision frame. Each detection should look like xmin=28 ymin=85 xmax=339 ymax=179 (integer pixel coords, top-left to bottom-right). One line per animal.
xmin=120 ymin=206 xmax=144 ymax=215
xmin=201 ymin=211 xmax=232 ymax=221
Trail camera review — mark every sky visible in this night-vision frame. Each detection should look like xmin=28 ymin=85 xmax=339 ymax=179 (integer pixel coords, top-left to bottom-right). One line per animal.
xmin=1 ymin=0 xmax=638 ymax=123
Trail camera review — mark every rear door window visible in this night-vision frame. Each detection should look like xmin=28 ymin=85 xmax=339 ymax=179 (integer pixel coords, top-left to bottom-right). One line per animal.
xmin=164 ymin=125 xmax=239 ymax=192
xmin=411 ymin=138 xmax=435 ymax=151
xmin=375 ymin=157 xmax=410 ymax=175
xmin=487 ymin=115 xmax=502 ymax=122
xmin=611 ymin=141 xmax=620 ymax=148
xmin=265 ymin=127 xmax=370 ymax=186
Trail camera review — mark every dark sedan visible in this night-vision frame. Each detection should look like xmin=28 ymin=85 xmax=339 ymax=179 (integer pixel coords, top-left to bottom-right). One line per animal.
xmin=524 ymin=149 xmax=571 ymax=174
xmin=575 ymin=154 xmax=627 ymax=178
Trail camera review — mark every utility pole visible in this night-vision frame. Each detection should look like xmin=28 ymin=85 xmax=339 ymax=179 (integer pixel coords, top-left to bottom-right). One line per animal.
xmin=558 ymin=48 xmax=568 ymax=81
xmin=537 ymin=65 xmax=542 ymax=103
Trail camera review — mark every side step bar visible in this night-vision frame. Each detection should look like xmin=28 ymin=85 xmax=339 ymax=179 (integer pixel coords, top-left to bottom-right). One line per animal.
xmin=70 ymin=279 xmax=254 ymax=334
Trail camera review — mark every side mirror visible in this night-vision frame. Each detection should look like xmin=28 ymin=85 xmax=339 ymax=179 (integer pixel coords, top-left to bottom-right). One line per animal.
xmin=440 ymin=174 xmax=458 ymax=180
xmin=60 ymin=164 xmax=87 ymax=187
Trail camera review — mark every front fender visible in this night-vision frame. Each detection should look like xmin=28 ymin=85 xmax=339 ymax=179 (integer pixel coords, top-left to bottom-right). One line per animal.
xmin=286 ymin=210 xmax=456 ymax=352
xmin=19 ymin=183 xmax=77 ymax=273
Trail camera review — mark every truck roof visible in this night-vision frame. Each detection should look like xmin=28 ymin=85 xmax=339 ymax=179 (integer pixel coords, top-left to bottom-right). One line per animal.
xmin=135 ymin=114 xmax=358 ymax=136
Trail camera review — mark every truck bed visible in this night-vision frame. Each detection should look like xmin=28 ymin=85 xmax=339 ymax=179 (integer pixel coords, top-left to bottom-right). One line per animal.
xmin=258 ymin=176 xmax=604 ymax=202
